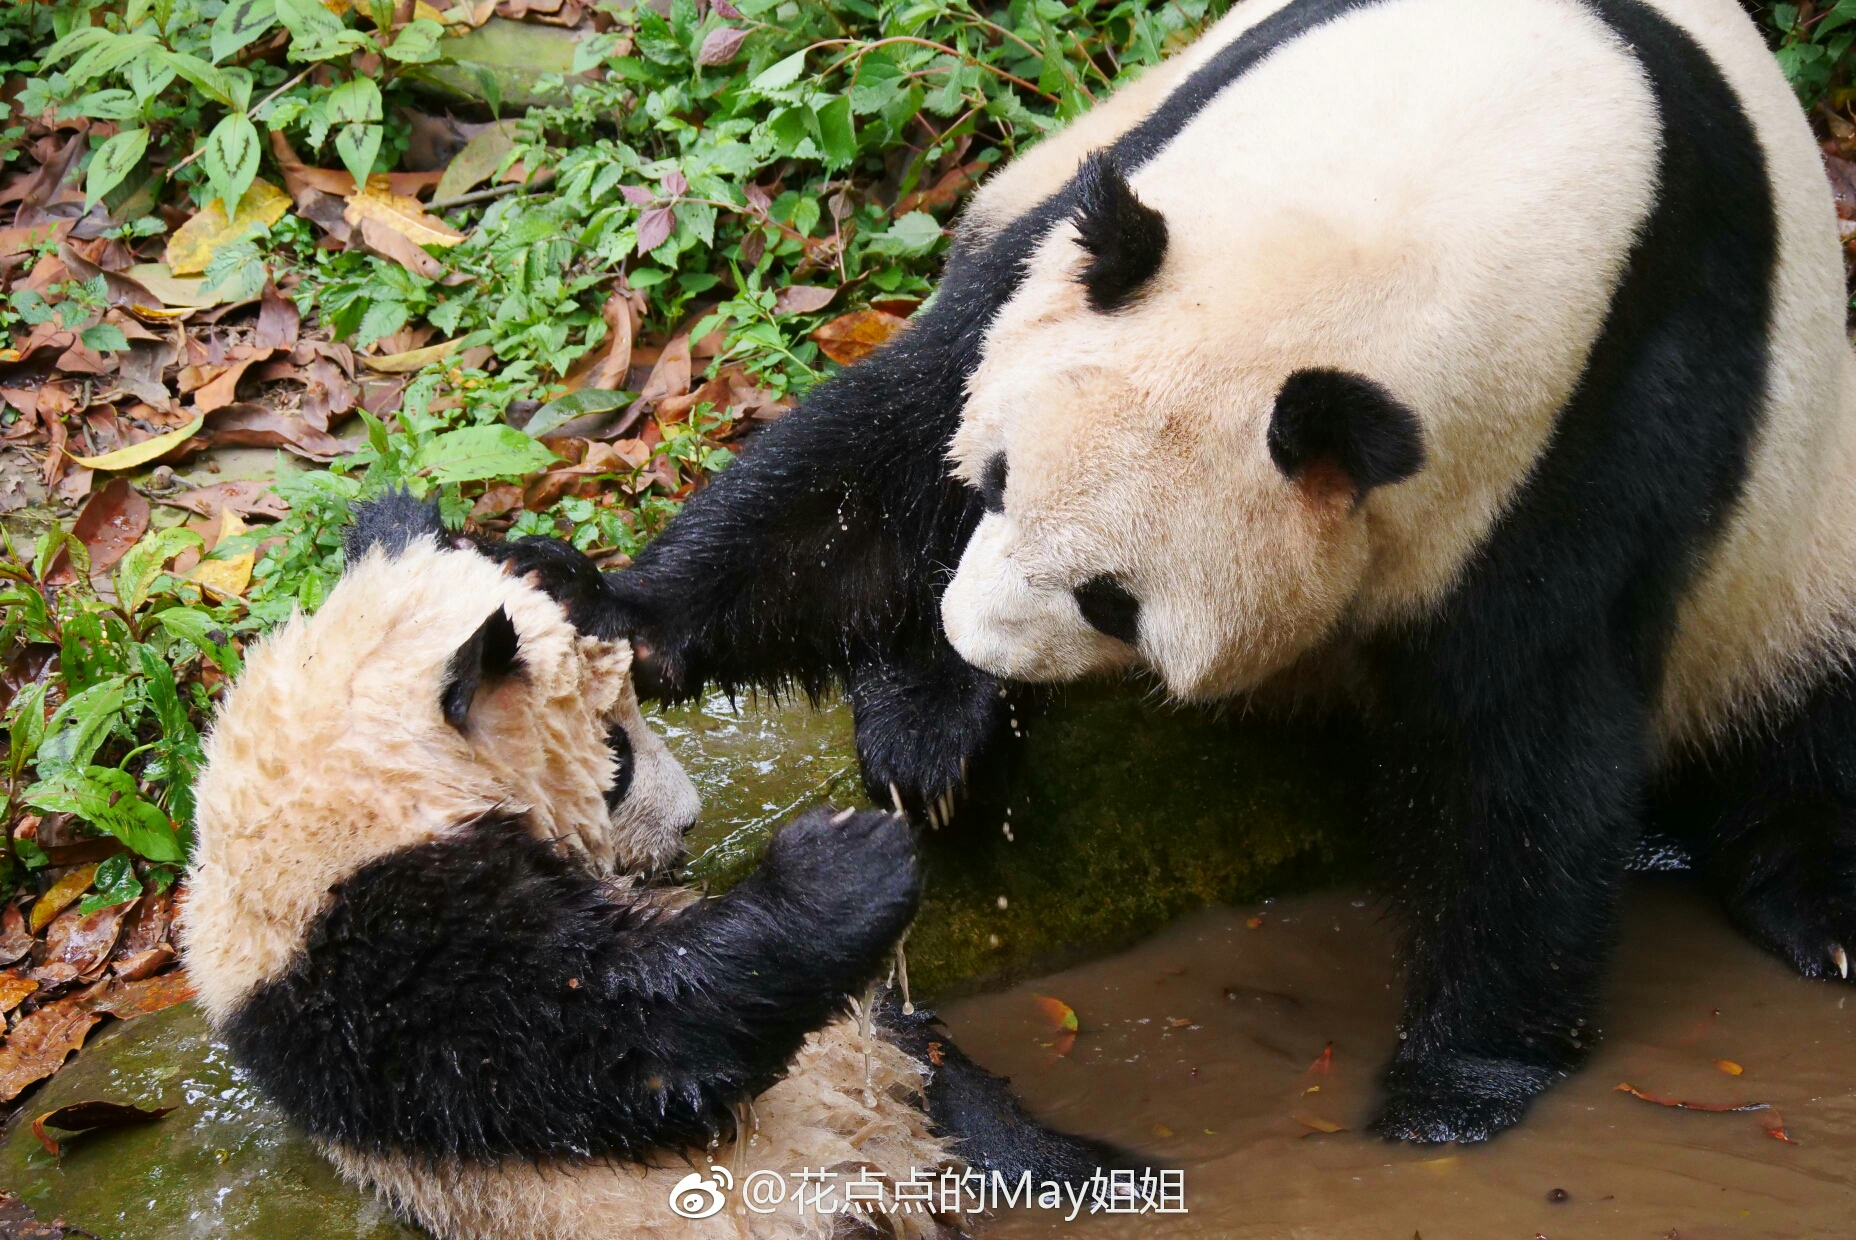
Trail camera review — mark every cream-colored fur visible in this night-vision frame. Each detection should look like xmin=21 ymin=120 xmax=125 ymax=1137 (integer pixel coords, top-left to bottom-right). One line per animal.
xmin=943 ymin=0 xmax=1856 ymax=757
xmin=946 ymin=0 xmax=1660 ymax=700
xmin=185 ymin=534 xmax=956 ymax=1240
xmin=326 ymin=1016 xmax=958 ymax=1240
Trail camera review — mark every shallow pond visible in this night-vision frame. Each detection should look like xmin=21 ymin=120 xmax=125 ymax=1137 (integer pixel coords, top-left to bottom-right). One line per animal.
xmin=943 ymin=880 xmax=1856 ymax=1240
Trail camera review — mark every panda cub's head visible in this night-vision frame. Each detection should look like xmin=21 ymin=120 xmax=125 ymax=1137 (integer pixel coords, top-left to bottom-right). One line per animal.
xmin=942 ymin=153 xmax=1427 ymax=702
xmin=185 ymin=494 xmax=699 ymax=1026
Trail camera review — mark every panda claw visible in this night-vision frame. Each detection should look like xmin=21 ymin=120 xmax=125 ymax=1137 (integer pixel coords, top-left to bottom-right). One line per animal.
xmin=889 ymin=782 xmax=905 ymax=815
xmin=1833 ymin=944 xmax=1849 ymax=980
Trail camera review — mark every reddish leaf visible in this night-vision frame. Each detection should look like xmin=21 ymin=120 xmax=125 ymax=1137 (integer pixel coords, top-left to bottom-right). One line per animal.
xmin=619 ymin=185 xmax=655 ymax=206
xmin=811 ymin=309 xmax=908 ymax=365
xmin=697 ymin=25 xmax=746 ymax=65
xmin=203 ymin=404 xmax=346 ymax=461
xmin=45 ymin=479 xmax=149 ymax=585
xmin=0 ymin=973 xmax=37 ymax=1013
xmin=661 ymin=169 xmax=688 ymax=197
xmin=1033 ymin=994 xmax=1079 ymax=1032
xmin=1614 ymin=1082 xmax=1769 ymax=1112
xmin=253 ymin=283 xmax=301 ymax=352
xmin=85 ymin=971 xmax=194 ymax=1020
xmin=0 ymin=999 xmax=102 ymax=1101
xmin=635 ymin=207 xmax=675 ymax=253
xmin=774 ymin=284 xmax=837 ymax=315
xmin=32 ymin=1100 xmax=174 ymax=1158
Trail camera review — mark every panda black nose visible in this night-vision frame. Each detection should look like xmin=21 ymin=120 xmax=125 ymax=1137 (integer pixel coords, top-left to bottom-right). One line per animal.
xmin=979 ymin=453 xmax=1008 ymax=513
xmin=1073 ymin=575 xmax=1141 ymax=645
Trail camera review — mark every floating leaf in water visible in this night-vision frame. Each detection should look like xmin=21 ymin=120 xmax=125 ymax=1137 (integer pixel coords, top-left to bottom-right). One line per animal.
xmin=32 ymin=1099 xmax=175 ymax=1158
xmin=1713 ymin=1059 xmax=1744 ymax=1076
xmin=1295 ymin=1114 xmax=1344 ymax=1134
xmin=1033 ymin=994 xmax=1078 ymax=1032
xmin=1614 ymin=1082 xmax=1768 ymax=1112
xmin=1246 ymin=915 xmax=1265 ymax=929
xmin=1309 ymin=1042 xmax=1334 ymax=1074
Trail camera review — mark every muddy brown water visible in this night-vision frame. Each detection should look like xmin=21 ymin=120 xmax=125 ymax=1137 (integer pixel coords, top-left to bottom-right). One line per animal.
xmin=940 ymin=880 xmax=1856 ymax=1240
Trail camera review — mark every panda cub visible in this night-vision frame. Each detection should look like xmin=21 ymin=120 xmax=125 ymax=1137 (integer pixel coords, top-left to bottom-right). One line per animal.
xmin=182 ymin=496 xmax=1121 ymax=1240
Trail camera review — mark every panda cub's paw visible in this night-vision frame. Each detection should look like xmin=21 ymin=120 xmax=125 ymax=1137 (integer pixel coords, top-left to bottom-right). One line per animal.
xmin=1369 ymin=1056 xmax=1559 ymax=1145
xmin=755 ymin=806 xmax=922 ymax=972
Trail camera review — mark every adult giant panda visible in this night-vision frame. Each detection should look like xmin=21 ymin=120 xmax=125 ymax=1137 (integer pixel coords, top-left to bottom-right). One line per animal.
xmin=182 ymin=496 xmax=1126 ymax=1239
xmin=500 ymin=0 xmax=1856 ymax=1143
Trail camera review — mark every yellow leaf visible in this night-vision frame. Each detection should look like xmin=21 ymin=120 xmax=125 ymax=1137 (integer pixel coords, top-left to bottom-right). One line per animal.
xmin=1295 ymin=1114 xmax=1344 ymax=1134
xmin=124 ymin=263 xmax=223 ymax=310
xmin=0 ymin=975 xmax=37 ymax=1013
xmin=364 ymin=339 xmax=461 ymax=373
xmin=1714 ymin=1059 xmax=1745 ymax=1076
xmin=30 ymin=864 xmax=99 ymax=934
xmin=414 ymin=0 xmax=447 ymax=18
xmin=165 ymin=180 xmax=292 ymax=276
xmin=343 ymin=185 xmax=465 ymax=249
xmin=192 ymin=509 xmax=253 ymax=600
xmin=1151 ymin=1123 xmax=1174 ymax=1138
xmin=70 ymin=416 xmax=205 ymax=471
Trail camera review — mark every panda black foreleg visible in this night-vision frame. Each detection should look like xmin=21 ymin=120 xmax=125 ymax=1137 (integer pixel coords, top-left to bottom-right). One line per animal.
xmin=1369 ymin=637 xmax=1644 ymax=1144
xmin=1657 ymin=667 xmax=1856 ymax=983
xmin=847 ymin=642 xmax=1013 ymax=823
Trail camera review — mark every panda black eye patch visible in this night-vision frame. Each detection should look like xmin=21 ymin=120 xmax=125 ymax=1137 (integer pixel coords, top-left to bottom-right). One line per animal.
xmin=602 ymin=721 xmax=635 ymax=812
xmin=1073 ymin=575 xmax=1141 ymax=645
xmin=979 ymin=453 xmax=1008 ymax=513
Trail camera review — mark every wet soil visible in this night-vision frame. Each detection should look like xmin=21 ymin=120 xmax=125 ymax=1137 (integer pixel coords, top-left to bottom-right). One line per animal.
xmin=943 ymin=879 xmax=1856 ymax=1240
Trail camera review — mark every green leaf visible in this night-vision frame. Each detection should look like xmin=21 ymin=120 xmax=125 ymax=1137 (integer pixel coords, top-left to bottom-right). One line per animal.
xmin=5 ymin=680 xmax=51 ymax=781
xmin=383 ymin=17 xmax=444 ymax=63
xmin=275 ymin=0 xmax=368 ymax=60
xmin=115 ymin=527 xmax=206 ymax=620
xmin=152 ymin=607 xmax=243 ymax=677
xmin=815 ymin=95 xmax=856 ymax=169
xmin=415 ymin=425 xmax=558 ymax=485
xmin=35 ymin=679 xmax=126 ymax=778
xmin=212 ymin=0 xmax=279 ymax=64
xmin=126 ymin=55 xmax=178 ymax=104
xmin=84 ymin=127 xmax=149 ymax=213
xmin=523 ymin=389 xmax=636 ymax=439
xmin=161 ymin=49 xmax=239 ymax=107
xmin=201 ymin=112 xmax=261 ymax=219
xmin=334 ymin=122 xmax=383 ymax=197
xmin=866 ymin=210 xmax=945 ymax=256
xmin=751 ymin=50 xmax=807 ymax=91
xmin=25 ymin=767 xmax=185 ymax=863
xmin=77 ymin=853 xmax=143 ymax=915
xmin=80 ymin=323 xmax=130 ymax=355
xmin=326 ymin=76 xmax=382 ymax=125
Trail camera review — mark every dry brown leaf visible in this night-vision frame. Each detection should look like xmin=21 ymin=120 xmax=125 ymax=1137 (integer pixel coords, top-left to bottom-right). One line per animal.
xmin=1295 ymin=1115 xmax=1346 ymax=1135
xmin=156 ymin=480 xmax=289 ymax=522
xmin=193 ymin=348 xmax=269 ymax=414
xmin=363 ymin=338 xmax=459 ymax=373
xmin=0 ymin=902 xmax=33 ymax=967
xmin=0 ymin=973 xmax=37 ymax=1013
xmin=566 ymin=289 xmax=634 ymax=394
xmin=85 ymin=970 xmax=194 ymax=1020
xmin=632 ymin=333 xmax=691 ymax=411
xmin=203 ymin=403 xmax=345 ymax=461
xmin=0 ymin=220 xmax=72 ymax=258
xmin=29 ymin=865 xmax=98 ymax=935
xmin=32 ymin=1100 xmax=174 ymax=1158
xmin=44 ymin=479 xmax=149 ymax=586
xmin=774 ymin=284 xmax=837 ymax=315
xmin=811 ymin=309 xmax=907 ymax=366
xmin=110 ymin=944 xmax=177 ymax=983
xmin=0 ymin=999 xmax=102 ymax=1101
xmin=254 ymin=284 xmax=301 ymax=352
xmin=299 ymin=359 xmax=357 ymax=431
xmin=356 ymin=215 xmax=444 ymax=279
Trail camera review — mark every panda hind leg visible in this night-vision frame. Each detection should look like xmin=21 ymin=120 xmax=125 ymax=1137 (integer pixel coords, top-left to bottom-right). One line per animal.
xmin=877 ymin=1000 xmax=1142 ymax=1187
xmin=1680 ymin=671 xmax=1856 ymax=983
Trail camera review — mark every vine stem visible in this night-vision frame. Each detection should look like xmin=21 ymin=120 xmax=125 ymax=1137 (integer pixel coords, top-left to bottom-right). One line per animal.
xmin=806 ymin=35 xmax=1059 ymax=102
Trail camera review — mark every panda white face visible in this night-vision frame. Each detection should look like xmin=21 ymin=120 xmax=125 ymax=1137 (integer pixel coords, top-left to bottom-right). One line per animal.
xmin=942 ymin=157 xmax=1418 ymax=703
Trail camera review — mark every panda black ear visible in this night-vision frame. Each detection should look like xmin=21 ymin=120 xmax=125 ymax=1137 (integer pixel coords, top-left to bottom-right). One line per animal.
xmin=1268 ymin=369 xmax=1426 ymax=502
xmin=1071 ymin=152 xmax=1168 ymax=312
xmin=441 ymin=607 xmax=522 ymax=730
xmin=343 ymin=489 xmax=450 ymax=567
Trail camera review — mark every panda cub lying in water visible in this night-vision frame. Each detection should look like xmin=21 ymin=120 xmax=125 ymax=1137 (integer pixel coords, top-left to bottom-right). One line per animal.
xmin=181 ymin=495 xmax=1124 ymax=1240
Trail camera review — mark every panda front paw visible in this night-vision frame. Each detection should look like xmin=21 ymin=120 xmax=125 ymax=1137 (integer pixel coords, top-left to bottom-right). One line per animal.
xmin=848 ymin=648 xmax=1009 ymax=827
xmin=756 ymin=807 xmax=922 ymax=975
xmin=1369 ymin=1055 xmax=1559 ymax=1144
